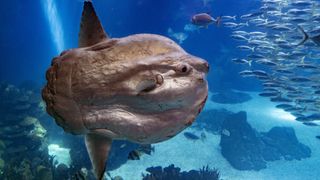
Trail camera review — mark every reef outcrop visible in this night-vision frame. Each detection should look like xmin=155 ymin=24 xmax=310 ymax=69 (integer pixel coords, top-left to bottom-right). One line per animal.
xmin=0 ymin=82 xmax=50 ymax=179
xmin=220 ymin=111 xmax=311 ymax=171
xmin=142 ymin=164 xmax=220 ymax=180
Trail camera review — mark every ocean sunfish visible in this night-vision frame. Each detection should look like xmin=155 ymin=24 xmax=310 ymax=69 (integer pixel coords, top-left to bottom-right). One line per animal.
xmin=42 ymin=1 xmax=209 ymax=179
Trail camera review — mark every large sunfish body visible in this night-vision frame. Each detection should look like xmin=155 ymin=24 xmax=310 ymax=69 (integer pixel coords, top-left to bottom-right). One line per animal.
xmin=42 ymin=1 xmax=209 ymax=179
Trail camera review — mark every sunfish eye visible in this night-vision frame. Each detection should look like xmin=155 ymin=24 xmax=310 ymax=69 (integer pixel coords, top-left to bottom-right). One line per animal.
xmin=175 ymin=64 xmax=191 ymax=74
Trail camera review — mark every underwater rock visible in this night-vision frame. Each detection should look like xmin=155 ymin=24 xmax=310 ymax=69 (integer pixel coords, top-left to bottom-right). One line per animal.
xmin=220 ymin=111 xmax=266 ymax=170
xmin=0 ymin=82 xmax=51 ymax=179
xmin=36 ymin=165 xmax=53 ymax=180
xmin=261 ymin=127 xmax=311 ymax=161
xmin=195 ymin=108 xmax=234 ymax=134
xmin=108 ymin=140 xmax=140 ymax=170
xmin=142 ymin=164 xmax=220 ymax=180
xmin=0 ymin=158 xmax=5 ymax=171
xmin=68 ymin=137 xmax=92 ymax=170
xmin=20 ymin=116 xmax=38 ymax=127
xmin=211 ymin=90 xmax=252 ymax=104
xmin=6 ymin=145 xmax=29 ymax=154
xmin=0 ymin=140 xmax=5 ymax=150
xmin=220 ymin=111 xmax=311 ymax=171
xmin=54 ymin=163 xmax=69 ymax=179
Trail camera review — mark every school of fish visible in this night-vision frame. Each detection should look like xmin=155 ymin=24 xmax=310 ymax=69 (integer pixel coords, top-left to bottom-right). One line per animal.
xmin=224 ymin=0 xmax=320 ymax=124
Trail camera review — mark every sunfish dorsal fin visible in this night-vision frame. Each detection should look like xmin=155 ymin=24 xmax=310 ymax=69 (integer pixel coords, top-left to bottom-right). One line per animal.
xmin=85 ymin=133 xmax=112 ymax=180
xmin=79 ymin=1 xmax=108 ymax=47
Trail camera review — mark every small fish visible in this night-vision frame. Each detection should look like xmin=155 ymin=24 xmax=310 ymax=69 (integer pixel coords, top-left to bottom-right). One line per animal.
xmin=270 ymin=96 xmax=292 ymax=103
xmin=138 ymin=144 xmax=155 ymax=155
xmin=247 ymin=54 xmax=265 ymax=59
xmin=276 ymin=104 xmax=293 ymax=109
xmin=230 ymin=34 xmax=248 ymax=41
xmin=120 ymin=144 xmax=127 ymax=148
xmin=191 ymin=13 xmax=221 ymax=28
xmin=271 ymin=25 xmax=291 ymax=31
xmin=291 ymin=1 xmax=313 ymax=7
xmin=237 ymin=45 xmax=255 ymax=52
xmin=232 ymin=58 xmax=252 ymax=66
xmin=200 ymin=132 xmax=207 ymax=142
xmin=290 ymin=76 xmax=311 ymax=83
xmin=259 ymin=92 xmax=280 ymax=97
xmin=233 ymin=30 xmax=248 ymax=36
xmin=239 ymin=70 xmax=254 ymax=77
xmin=127 ymin=144 xmax=154 ymax=161
xmin=252 ymin=70 xmax=268 ymax=77
xmin=256 ymin=59 xmax=278 ymax=66
xmin=295 ymin=98 xmax=316 ymax=104
xmin=224 ymin=22 xmax=248 ymax=29
xmin=275 ymin=69 xmax=293 ymax=74
xmin=221 ymin=129 xmax=230 ymax=136
xmin=128 ymin=150 xmax=142 ymax=160
xmin=73 ymin=167 xmax=88 ymax=180
xmin=241 ymin=12 xmax=264 ymax=19
xmin=263 ymin=82 xmax=282 ymax=88
xmin=221 ymin=15 xmax=236 ymax=21
xmin=287 ymin=8 xmax=310 ymax=15
xmin=183 ymin=132 xmax=200 ymax=140
xmin=303 ymin=122 xmax=319 ymax=126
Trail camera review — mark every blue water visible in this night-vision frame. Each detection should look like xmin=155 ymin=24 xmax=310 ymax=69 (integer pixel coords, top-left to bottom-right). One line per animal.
xmin=0 ymin=0 xmax=260 ymax=90
xmin=1 ymin=0 xmax=319 ymax=180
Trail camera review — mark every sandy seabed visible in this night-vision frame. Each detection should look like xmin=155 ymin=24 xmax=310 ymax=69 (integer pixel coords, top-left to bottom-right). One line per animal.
xmin=109 ymin=91 xmax=320 ymax=180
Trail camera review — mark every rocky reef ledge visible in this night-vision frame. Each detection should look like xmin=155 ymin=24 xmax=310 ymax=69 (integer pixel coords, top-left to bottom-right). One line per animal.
xmin=220 ymin=111 xmax=311 ymax=171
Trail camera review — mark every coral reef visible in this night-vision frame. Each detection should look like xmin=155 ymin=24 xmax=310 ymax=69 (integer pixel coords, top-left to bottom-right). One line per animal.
xmin=0 ymin=82 xmax=96 ymax=179
xmin=220 ymin=111 xmax=311 ymax=171
xmin=142 ymin=164 xmax=220 ymax=180
xmin=0 ymin=82 xmax=52 ymax=179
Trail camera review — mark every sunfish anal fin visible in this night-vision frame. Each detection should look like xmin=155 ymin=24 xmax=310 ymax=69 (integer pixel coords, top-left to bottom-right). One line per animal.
xmin=85 ymin=133 xmax=112 ymax=180
xmin=79 ymin=1 xmax=108 ymax=48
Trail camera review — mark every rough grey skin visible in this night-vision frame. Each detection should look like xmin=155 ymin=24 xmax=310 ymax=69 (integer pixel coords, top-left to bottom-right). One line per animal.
xmin=42 ymin=1 xmax=209 ymax=179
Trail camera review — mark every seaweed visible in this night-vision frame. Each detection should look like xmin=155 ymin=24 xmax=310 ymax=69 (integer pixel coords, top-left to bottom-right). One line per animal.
xmin=142 ymin=164 xmax=220 ymax=180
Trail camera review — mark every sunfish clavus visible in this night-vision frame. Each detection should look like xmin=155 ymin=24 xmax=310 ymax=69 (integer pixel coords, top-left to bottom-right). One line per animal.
xmin=42 ymin=1 xmax=209 ymax=179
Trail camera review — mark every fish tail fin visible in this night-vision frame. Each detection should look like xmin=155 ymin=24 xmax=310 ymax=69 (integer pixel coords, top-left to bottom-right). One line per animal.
xmin=297 ymin=25 xmax=309 ymax=46
xmin=215 ymin=15 xmax=222 ymax=27
xmin=251 ymin=47 xmax=255 ymax=52
xmin=232 ymin=15 xmax=237 ymax=21
xmin=248 ymin=60 xmax=252 ymax=67
xmin=245 ymin=21 xmax=249 ymax=26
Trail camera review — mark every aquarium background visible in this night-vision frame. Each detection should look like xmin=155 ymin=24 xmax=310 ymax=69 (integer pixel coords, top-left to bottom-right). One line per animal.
xmin=0 ymin=0 xmax=319 ymax=179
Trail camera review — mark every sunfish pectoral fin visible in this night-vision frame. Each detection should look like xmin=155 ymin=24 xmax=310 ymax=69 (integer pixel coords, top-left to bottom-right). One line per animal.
xmin=79 ymin=1 xmax=108 ymax=47
xmin=85 ymin=133 xmax=112 ymax=180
